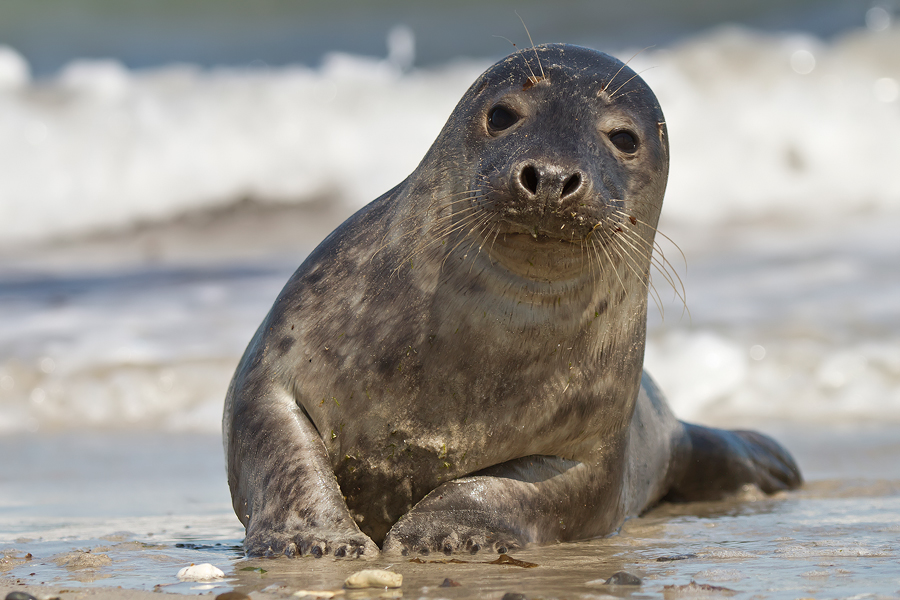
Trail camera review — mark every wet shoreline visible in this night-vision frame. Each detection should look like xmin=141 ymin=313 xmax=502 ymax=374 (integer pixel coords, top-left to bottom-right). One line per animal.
xmin=2 ymin=425 xmax=899 ymax=598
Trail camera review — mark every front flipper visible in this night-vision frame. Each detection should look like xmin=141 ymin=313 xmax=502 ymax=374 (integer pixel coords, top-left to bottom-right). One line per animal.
xmin=665 ymin=423 xmax=802 ymax=502
xmin=382 ymin=454 xmax=623 ymax=556
xmin=225 ymin=369 xmax=378 ymax=558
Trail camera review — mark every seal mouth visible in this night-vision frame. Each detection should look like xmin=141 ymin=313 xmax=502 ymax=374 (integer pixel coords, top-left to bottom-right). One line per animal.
xmin=478 ymin=221 xmax=600 ymax=283
xmin=495 ymin=212 xmax=621 ymax=245
xmin=501 ymin=228 xmax=579 ymax=245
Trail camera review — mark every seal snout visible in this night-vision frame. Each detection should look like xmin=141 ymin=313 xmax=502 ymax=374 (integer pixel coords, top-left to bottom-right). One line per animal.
xmin=514 ymin=160 xmax=587 ymax=207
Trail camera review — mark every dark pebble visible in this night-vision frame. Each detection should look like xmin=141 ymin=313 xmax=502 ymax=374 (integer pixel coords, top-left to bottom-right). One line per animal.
xmin=6 ymin=592 xmax=39 ymax=600
xmin=656 ymin=553 xmax=698 ymax=562
xmin=216 ymin=592 xmax=252 ymax=600
xmin=440 ymin=577 xmax=461 ymax=587
xmin=501 ymin=593 xmax=528 ymax=600
xmin=604 ymin=571 xmax=642 ymax=586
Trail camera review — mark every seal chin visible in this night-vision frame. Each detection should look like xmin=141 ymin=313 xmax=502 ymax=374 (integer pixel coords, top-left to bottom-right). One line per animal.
xmin=483 ymin=230 xmax=588 ymax=283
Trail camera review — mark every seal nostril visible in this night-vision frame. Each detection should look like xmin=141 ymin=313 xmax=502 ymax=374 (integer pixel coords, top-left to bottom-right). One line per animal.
xmin=520 ymin=165 xmax=539 ymax=195
xmin=561 ymin=173 xmax=581 ymax=198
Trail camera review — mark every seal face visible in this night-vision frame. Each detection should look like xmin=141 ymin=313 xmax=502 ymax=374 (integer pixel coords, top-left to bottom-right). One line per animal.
xmin=223 ymin=44 xmax=801 ymax=559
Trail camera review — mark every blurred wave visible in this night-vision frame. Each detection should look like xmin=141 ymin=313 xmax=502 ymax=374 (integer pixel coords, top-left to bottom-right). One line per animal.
xmin=2 ymin=23 xmax=899 ymax=247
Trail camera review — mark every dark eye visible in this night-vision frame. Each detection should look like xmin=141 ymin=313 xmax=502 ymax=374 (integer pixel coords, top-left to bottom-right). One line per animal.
xmin=609 ymin=130 xmax=638 ymax=154
xmin=488 ymin=105 xmax=519 ymax=131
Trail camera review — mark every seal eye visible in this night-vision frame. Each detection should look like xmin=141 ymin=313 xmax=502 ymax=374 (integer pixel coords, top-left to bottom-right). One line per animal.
xmin=488 ymin=105 xmax=519 ymax=131
xmin=609 ymin=130 xmax=638 ymax=154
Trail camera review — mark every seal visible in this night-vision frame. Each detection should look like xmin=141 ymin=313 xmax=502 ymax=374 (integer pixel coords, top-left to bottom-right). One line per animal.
xmin=223 ymin=43 xmax=802 ymax=559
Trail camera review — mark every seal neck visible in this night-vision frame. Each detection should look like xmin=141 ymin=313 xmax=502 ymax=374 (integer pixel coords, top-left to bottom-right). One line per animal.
xmin=435 ymin=237 xmax=650 ymax=342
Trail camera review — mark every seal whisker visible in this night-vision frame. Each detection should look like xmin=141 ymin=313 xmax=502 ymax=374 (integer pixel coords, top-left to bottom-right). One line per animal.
xmin=374 ymin=190 xmax=482 ymax=261
xmin=590 ymin=236 xmax=618 ymax=292
xmin=467 ymin=220 xmax=501 ymax=274
xmin=432 ymin=187 xmax=489 ymax=203
xmin=623 ymin=233 xmax=687 ymax=313
xmin=608 ymin=233 xmax=664 ymax=318
xmin=608 ymin=232 xmax=688 ymax=321
xmin=428 ymin=206 xmax=490 ymax=240
xmin=426 ymin=207 xmax=488 ymax=243
xmin=607 ymin=88 xmax=645 ymax=102
xmin=434 ymin=203 xmax=484 ymax=221
xmin=600 ymin=46 xmax=653 ymax=93
xmin=516 ymin=11 xmax=545 ymax=83
xmin=581 ymin=238 xmax=599 ymax=289
xmin=619 ymin=213 xmax=689 ymax=273
xmin=376 ymin=199 xmax=466 ymax=261
xmin=441 ymin=213 xmax=495 ymax=272
xmin=479 ymin=220 xmax=504 ymax=265
xmin=609 ymin=210 xmax=689 ymax=317
xmin=487 ymin=223 xmax=503 ymax=262
xmin=422 ymin=190 xmax=486 ymax=224
xmin=608 ymin=222 xmax=653 ymax=269
xmin=392 ymin=208 xmax=490 ymax=276
xmin=609 ymin=67 xmax=658 ymax=100
xmin=430 ymin=209 xmax=492 ymax=254
xmin=609 ymin=232 xmax=662 ymax=312
xmin=616 ymin=228 xmax=675 ymax=287
xmin=590 ymin=235 xmax=628 ymax=297
xmin=570 ymin=232 xmax=587 ymax=277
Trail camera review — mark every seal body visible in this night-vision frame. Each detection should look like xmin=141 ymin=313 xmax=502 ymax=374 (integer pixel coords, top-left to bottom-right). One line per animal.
xmin=223 ymin=44 xmax=801 ymax=558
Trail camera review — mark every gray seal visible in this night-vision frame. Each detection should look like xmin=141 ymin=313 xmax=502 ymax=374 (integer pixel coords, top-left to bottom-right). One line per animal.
xmin=223 ymin=43 xmax=801 ymax=559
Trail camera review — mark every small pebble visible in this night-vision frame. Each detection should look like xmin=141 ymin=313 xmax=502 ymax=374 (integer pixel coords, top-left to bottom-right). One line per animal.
xmin=216 ymin=592 xmax=252 ymax=600
xmin=344 ymin=568 xmax=403 ymax=589
xmin=440 ymin=577 xmax=461 ymax=587
xmin=501 ymin=593 xmax=528 ymax=600
xmin=5 ymin=592 xmax=38 ymax=600
xmin=663 ymin=581 xmax=737 ymax=595
xmin=177 ymin=562 xmax=226 ymax=581
xmin=604 ymin=571 xmax=642 ymax=585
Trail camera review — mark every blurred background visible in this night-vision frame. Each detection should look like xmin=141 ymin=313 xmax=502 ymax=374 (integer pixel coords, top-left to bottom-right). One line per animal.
xmin=1 ymin=0 xmax=899 ymax=552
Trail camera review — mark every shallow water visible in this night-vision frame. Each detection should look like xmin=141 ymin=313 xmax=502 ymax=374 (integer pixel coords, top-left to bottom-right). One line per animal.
xmin=2 ymin=428 xmax=899 ymax=598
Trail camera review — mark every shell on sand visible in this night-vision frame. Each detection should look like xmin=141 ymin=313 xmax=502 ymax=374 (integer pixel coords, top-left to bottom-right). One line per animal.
xmin=343 ymin=569 xmax=403 ymax=588
xmin=176 ymin=562 xmax=225 ymax=581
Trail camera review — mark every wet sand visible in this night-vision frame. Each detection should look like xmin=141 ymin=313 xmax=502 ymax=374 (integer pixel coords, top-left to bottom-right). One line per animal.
xmin=2 ymin=425 xmax=899 ymax=599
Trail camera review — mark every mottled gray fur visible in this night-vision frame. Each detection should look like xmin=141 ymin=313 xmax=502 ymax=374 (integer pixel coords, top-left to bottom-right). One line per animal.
xmin=223 ymin=44 xmax=801 ymax=559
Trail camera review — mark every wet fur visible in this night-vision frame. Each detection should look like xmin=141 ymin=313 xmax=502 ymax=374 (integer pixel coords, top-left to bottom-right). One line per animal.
xmin=223 ymin=44 xmax=801 ymax=559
